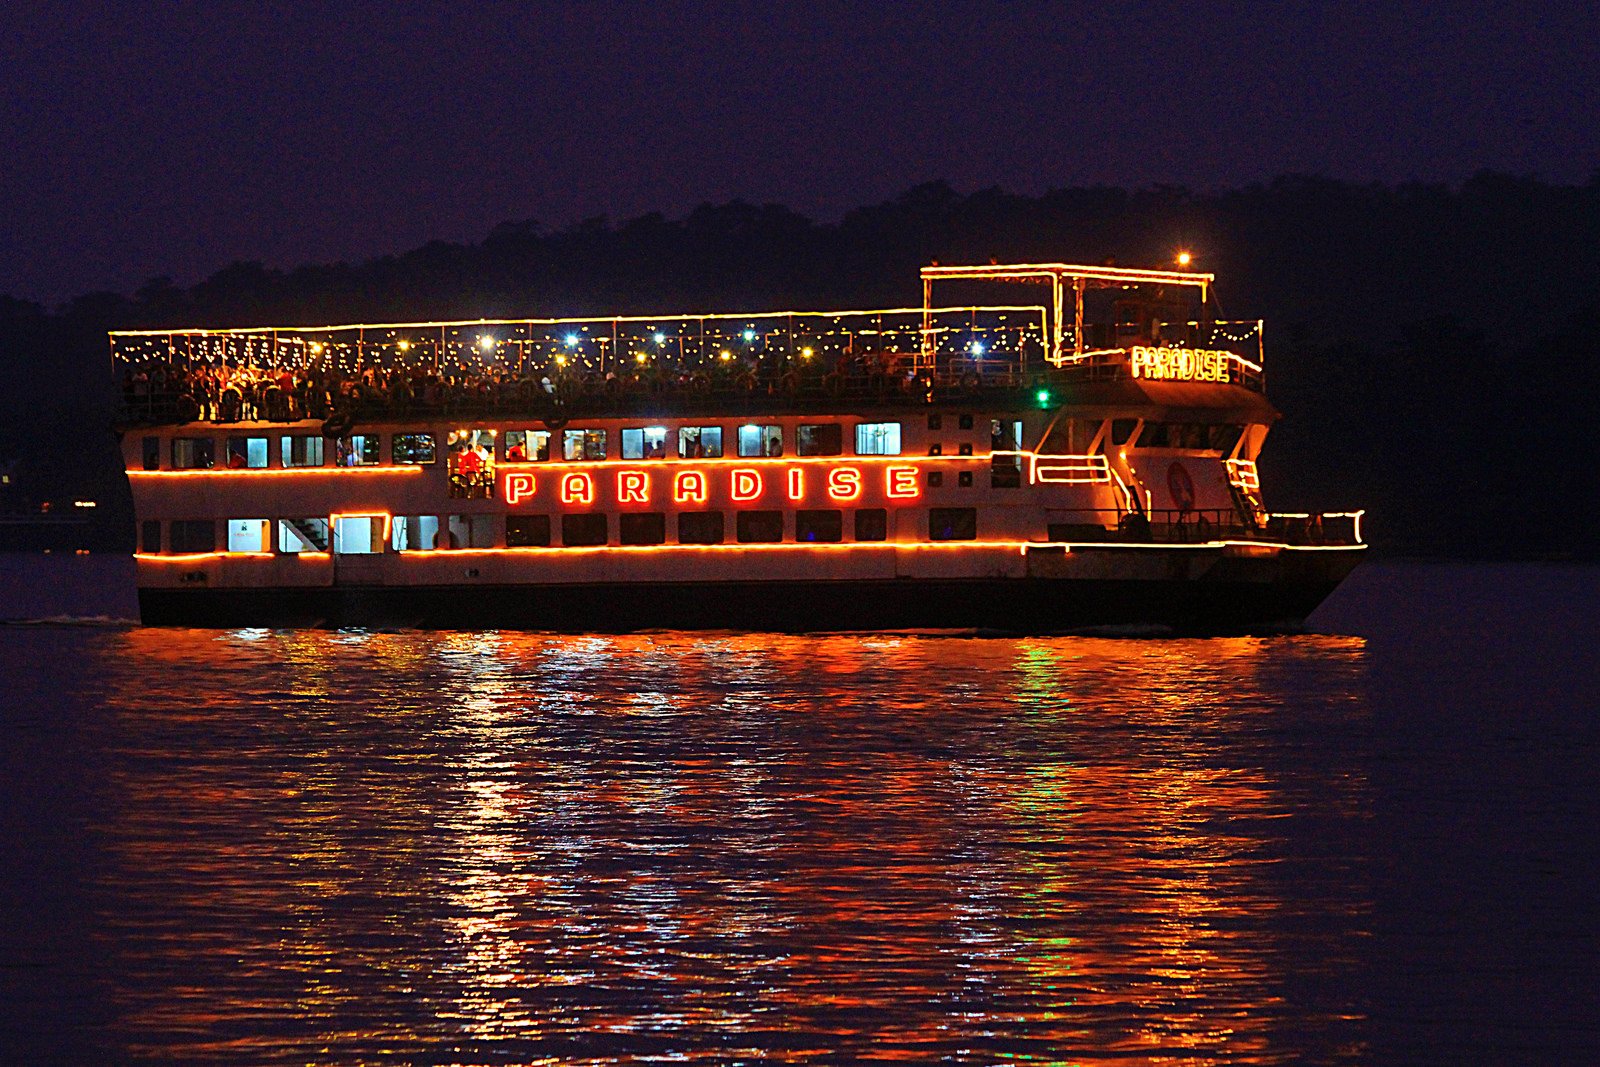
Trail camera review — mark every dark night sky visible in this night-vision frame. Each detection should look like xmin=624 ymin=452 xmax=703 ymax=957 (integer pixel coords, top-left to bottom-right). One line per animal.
xmin=3 ymin=0 xmax=1595 ymax=305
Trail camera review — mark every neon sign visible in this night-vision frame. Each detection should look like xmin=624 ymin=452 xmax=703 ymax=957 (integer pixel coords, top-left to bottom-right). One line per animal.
xmin=504 ymin=471 xmax=537 ymax=504
xmin=505 ymin=462 xmax=925 ymax=508
xmin=1129 ymin=346 xmax=1234 ymax=382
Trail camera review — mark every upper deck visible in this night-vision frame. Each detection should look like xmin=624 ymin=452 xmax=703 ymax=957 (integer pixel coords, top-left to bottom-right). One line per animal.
xmin=111 ymin=262 xmax=1264 ymax=426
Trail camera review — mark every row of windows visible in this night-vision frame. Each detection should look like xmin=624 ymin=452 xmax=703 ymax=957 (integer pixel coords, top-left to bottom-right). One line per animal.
xmin=142 ymin=508 xmax=981 ymax=554
xmin=148 ymin=422 xmax=909 ymax=470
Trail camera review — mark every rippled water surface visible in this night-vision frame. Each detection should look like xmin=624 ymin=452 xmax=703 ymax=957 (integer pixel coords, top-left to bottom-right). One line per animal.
xmin=2 ymin=561 xmax=1597 ymax=1063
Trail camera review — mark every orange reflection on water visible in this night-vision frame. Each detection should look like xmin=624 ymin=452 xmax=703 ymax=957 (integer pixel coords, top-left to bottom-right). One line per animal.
xmin=89 ymin=628 xmax=1370 ymax=1062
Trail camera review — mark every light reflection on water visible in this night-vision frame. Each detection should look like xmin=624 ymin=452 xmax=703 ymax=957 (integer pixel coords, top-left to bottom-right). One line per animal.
xmin=70 ymin=629 xmax=1371 ymax=1063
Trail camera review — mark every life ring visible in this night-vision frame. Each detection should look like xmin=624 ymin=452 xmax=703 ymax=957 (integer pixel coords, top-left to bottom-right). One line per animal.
xmin=322 ymin=412 xmax=356 ymax=438
xmin=540 ymin=414 xmax=569 ymax=432
xmin=1167 ymin=461 xmax=1196 ymax=513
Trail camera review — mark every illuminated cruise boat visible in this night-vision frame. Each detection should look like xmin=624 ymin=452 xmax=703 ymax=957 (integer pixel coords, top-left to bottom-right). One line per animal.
xmin=113 ymin=261 xmax=1364 ymax=631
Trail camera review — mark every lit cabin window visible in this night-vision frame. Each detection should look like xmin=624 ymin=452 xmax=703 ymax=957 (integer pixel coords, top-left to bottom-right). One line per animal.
xmin=278 ymin=518 xmax=329 ymax=553
xmin=562 ymin=429 xmax=607 ymax=461
xmin=171 ymin=438 xmax=214 ymax=470
xmin=737 ymin=424 xmax=783 ymax=457
xmin=506 ymin=515 xmax=551 ymax=547
xmin=796 ymin=510 xmax=842 ymax=543
xmin=797 ymin=424 xmax=842 ymax=456
xmin=736 ymin=511 xmax=783 ymax=543
xmin=504 ymin=430 xmax=550 ymax=462
xmin=169 ymin=520 xmax=215 ymax=553
xmin=226 ymin=519 xmax=270 ymax=552
xmin=929 ymin=507 xmax=977 ymax=541
xmin=281 ymin=435 xmax=324 ymax=467
xmin=622 ymin=427 xmax=670 ymax=460
xmin=854 ymin=509 xmax=887 ymax=542
xmin=337 ymin=434 xmax=381 ymax=466
xmin=854 ymin=422 xmax=901 ymax=455
xmin=446 ymin=514 xmax=495 ymax=549
xmin=679 ymin=426 xmax=722 ymax=458
xmin=332 ymin=515 xmax=384 ymax=554
xmin=225 ymin=436 xmax=268 ymax=469
xmin=561 ymin=513 xmax=608 ymax=547
xmin=393 ymin=433 xmax=437 ymax=464
xmin=991 ymin=420 xmax=1023 ymax=489
xmin=677 ymin=511 xmax=724 ymax=544
xmin=620 ymin=513 xmax=667 ymax=545
xmin=448 ymin=430 xmax=495 ymax=499
xmin=391 ymin=515 xmax=440 ymax=551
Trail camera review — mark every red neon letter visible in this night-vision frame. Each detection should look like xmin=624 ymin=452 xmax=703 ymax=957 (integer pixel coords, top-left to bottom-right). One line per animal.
xmin=731 ymin=468 xmax=764 ymax=502
xmin=504 ymin=470 xmax=537 ymax=505
xmin=673 ymin=469 xmax=707 ymax=505
xmin=885 ymin=465 xmax=919 ymax=500
xmin=616 ymin=469 xmax=649 ymax=504
xmin=786 ymin=467 xmax=804 ymax=501
xmin=560 ymin=471 xmax=594 ymax=506
xmin=827 ymin=466 xmax=862 ymax=502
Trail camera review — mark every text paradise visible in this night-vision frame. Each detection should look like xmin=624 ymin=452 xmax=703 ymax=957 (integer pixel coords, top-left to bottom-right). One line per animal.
xmin=503 ymin=465 xmax=921 ymax=507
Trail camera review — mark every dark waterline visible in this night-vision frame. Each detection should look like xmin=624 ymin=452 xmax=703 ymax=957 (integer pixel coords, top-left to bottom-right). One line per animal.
xmin=1 ymin=559 xmax=1596 ymax=1063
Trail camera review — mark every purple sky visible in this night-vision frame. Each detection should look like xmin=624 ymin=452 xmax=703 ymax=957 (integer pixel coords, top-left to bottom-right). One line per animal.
xmin=3 ymin=0 xmax=1596 ymax=305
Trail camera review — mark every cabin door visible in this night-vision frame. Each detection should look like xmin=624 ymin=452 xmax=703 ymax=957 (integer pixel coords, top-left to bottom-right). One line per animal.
xmin=330 ymin=514 xmax=387 ymax=585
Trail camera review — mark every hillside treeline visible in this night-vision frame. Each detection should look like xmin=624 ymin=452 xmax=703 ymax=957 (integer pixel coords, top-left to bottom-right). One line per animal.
xmin=3 ymin=172 xmax=1598 ymax=556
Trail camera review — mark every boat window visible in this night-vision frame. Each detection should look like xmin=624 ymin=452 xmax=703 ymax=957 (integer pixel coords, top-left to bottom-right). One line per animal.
xmin=171 ymin=438 xmax=214 ymax=470
xmin=854 ymin=422 xmax=901 ymax=455
xmin=332 ymin=515 xmax=384 ymax=554
xmin=927 ymin=470 xmax=945 ymax=488
xmin=927 ymin=413 xmax=942 ymax=430
xmin=958 ymin=414 xmax=974 ymax=430
xmin=929 ymin=507 xmax=978 ymax=541
xmin=1142 ymin=423 xmax=1171 ymax=448
xmin=679 ymin=426 xmax=722 ymax=458
xmin=504 ymin=430 xmax=549 ymax=462
xmin=797 ymin=424 xmax=842 ymax=456
xmin=622 ymin=426 xmax=670 ymax=460
xmin=447 ymin=514 xmax=496 ymax=549
xmin=927 ymin=444 xmax=942 ymax=456
xmin=226 ymin=519 xmax=270 ymax=552
xmin=795 ymin=509 xmax=842 ymax=543
xmin=281 ymin=435 xmax=324 ymax=467
xmin=736 ymin=510 xmax=783 ymax=543
xmin=225 ymin=436 xmax=269 ymax=469
xmin=448 ymin=430 xmax=496 ymax=499
xmin=957 ymin=443 xmax=972 ymax=456
xmin=337 ymin=434 xmax=381 ymax=466
xmin=1209 ymin=424 xmax=1245 ymax=453
xmin=277 ymin=518 xmax=329 ymax=553
xmin=391 ymin=515 xmax=440 ymax=551
xmin=561 ymin=513 xmax=608 ymax=547
xmin=141 ymin=437 xmax=160 ymax=470
xmin=737 ymin=424 xmax=783 ymax=458
xmin=169 ymin=520 xmax=216 ymax=553
xmin=393 ymin=433 xmax=437 ymax=464
xmin=854 ymin=508 xmax=887 ymax=541
xmin=677 ymin=511 xmax=725 ymax=544
xmin=620 ymin=512 xmax=667 ymax=545
xmin=958 ymin=471 xmax=973 ymax=487
xmin=506 ymin=514 xmax=551 ymax=547
xmin=562 ymin=429 xmax=607 ymax=461
xmin=140 ymin=520 xmax=161 ymax=553
xmin=1110 ymin=419 xmax=1139 ymax=446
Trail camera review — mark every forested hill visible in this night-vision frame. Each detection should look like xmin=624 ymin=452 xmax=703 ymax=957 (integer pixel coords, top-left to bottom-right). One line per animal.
xmin=3 ymin=172 xmax=1597 ymax=557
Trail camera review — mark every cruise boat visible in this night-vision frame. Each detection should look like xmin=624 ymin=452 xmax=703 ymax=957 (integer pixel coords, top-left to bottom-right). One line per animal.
xmin=113 ymin=261 xmax=1364 ymax=632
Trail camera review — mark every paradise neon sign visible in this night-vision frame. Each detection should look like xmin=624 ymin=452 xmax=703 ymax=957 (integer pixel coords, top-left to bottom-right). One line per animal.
xmin=502 ymin=464 xmax=921 ymax=508
xmin=1129 ymin=346 xmax=1236 ymax=382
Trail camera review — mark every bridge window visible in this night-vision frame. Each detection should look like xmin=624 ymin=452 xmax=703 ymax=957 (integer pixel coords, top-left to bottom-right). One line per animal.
xmin=854 ymin=508 xmax=887 ymax=542
xmin=225 ymin=436 xmax=268 ymax=469
xmin=796 ymin=510 xmax=842 ymax=543
xmin=277 ymin=518 xmax=329 ymax=554
xmin=622 ymin=426 xmax=670 ymax=460
xmin=561 ymin=513 xmax=608 ymax=547
xmin=620 ymin=512 xmax=667 ymax=545
xmin=737 ymin=424 xmax=783 ymax=457
xmin=170 ymin=520 xmax=215 ymax=553
xmin=854 ymin=422 xmax=901 ymax=455
xmin=929 ymin=507 xmax=977 ymax=541
xmin=1110 ymin=419 xmax=1139 ymax=446
xmin=506 ymin=515 xmax=551 ymax=547
xmin=797 ymin=424 xmax=842 ymax=456
xmin=562 ymin=428 xmax=607 ymax=461
xmin=281 ymin=435 xmax=324 ymax=467
xmin=393 ymin=433 xmax=437 ymax=464
xmin=504 ymin=430 xmax=549 ymax=462
xmin=679 ymin=426 xmax=722 ymax=458
xmin=736 ymin=510 xmax=783 ymax=543
xmin=677 ymin=511 xmax=724 ymax=544
xmin=171 ymin=438 xmax=214 ymax=470
xmin=337 ymin=434 xmax=381 ymax=466
xmin=226 ymin=519 xmax=270 ymax=552
xmin=391 ymin=515 xmax=440 ymax=551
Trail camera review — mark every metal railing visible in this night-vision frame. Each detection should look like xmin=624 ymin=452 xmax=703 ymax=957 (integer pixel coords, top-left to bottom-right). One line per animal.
xmin=1045 ymin=509 xmax=1363 ymax=547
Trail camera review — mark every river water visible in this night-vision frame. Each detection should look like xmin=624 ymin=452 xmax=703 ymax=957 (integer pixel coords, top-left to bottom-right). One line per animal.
xmin=1 ymin=558 xmax=1596 ymax=1064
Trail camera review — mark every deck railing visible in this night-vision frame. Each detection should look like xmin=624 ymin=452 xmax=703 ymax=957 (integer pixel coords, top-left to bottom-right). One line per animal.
xmin=1046 ymin=509 xmax=1363 ymax=547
